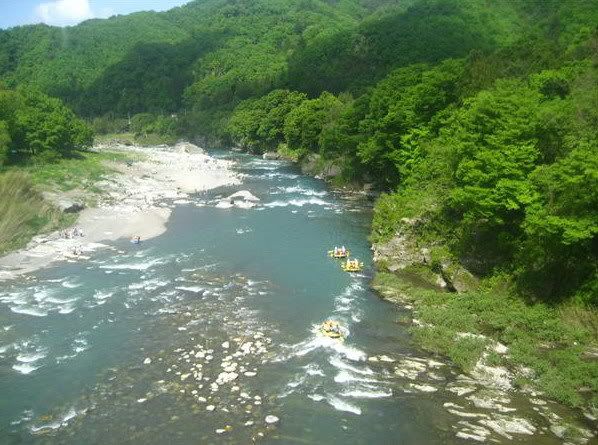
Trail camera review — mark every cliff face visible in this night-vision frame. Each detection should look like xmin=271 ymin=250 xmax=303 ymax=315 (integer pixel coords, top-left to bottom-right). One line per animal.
xmin=372 ymin=217 xmax=478 ymax=294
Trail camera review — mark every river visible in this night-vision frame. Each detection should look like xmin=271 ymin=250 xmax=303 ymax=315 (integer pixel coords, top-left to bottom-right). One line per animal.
xmin=0 ymin=152 xmax=591 ymax=444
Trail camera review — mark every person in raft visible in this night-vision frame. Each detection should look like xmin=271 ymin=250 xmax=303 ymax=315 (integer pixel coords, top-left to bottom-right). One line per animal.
xmin=341 ymin=246 xmax=346 ymax=255
xmin=131 ymin=235 xmax=141 ymax=244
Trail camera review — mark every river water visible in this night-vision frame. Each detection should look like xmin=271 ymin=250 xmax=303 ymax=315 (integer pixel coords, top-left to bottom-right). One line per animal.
xmin=0 ymin=152 xmax=592 ymax=444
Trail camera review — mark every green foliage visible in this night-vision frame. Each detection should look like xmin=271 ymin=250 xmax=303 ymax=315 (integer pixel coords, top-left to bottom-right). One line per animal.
xmin=283 ymin=92 xmax=350 ymax=152
xmin=356 ymin=59 xmax=465 ymax=187
xmin=90 ymin=115 xmax=129 ymax=135
xmin=413 ymin=326 xmax=488 ymax=372
xmin=373 ymin=270 xmax=597 ymax=408
xmin=227 ymin=89 xmax=307 ymax=152
xmin=0 ymin=171 xmax=71 ymax=254
xmin=22 ymin=150 xmax=132 ymax=193
xmin=0 ymin=120 xmax=10 ymax=165
xmin=130 ymin=113 xmax=179 ymax=145
xmin=0 ymin=86 xmax=93 ymax=163
xmin=286 ymin=0 xmax=520 ymax=95
xmin=520 ymin=142 xmax=598 ymax=303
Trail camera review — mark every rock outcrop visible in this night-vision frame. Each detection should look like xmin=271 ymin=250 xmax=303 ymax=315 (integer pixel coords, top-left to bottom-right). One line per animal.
xmin=216 ymin=190 xmax=260 ymax=209
xmin=372 ymin=217 xmax=477 ymax=293
xmin=262 ymin=152 xmax=281 ymax=160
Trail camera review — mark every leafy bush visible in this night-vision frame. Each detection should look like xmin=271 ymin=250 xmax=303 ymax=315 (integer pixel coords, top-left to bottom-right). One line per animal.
xmin=0 ymin=86 xmax=93 ymax=163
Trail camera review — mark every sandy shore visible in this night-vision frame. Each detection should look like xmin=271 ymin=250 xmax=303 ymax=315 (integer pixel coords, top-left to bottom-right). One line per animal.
xmin=0 ymin=142 xmax=240 ymax=281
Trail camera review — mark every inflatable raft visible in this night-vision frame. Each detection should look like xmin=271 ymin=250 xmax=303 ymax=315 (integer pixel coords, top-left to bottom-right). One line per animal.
xmin=320 ymin=320 xmax=344 ymax=340
xmin=341 ymin=260 xmax=363 ymax=272
xmin=328 ymin=249 xmax=350 ymax=259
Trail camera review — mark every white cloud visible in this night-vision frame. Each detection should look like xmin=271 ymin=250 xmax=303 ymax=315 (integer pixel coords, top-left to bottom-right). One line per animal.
xmin=35 ymin=0 xmax=95 ymax=26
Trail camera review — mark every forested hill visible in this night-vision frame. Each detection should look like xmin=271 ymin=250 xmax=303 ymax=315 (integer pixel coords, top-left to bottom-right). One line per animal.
xmin=0 ymin=0 xmax=539 ymax=119
xmin=0 ymin=0 xmax=392 ymax=117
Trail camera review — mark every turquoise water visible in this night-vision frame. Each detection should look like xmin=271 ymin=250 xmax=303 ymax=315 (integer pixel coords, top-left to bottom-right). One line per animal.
xmin=0 ymin=153 xmax=585 ymax=444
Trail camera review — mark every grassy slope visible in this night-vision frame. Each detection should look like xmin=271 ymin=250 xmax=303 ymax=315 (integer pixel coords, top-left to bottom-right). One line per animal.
xmin=0 ymin=172 xmax=73 ymax=255
xmin=0 ymin=150 xmax=131 ymax=255
xmin=373 ymin=272 xmax=598 ymax=411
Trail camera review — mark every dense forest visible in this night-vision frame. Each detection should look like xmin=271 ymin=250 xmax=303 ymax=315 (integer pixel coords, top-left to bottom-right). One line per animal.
xmin=0 ymin=0 xmax=596 ymax=408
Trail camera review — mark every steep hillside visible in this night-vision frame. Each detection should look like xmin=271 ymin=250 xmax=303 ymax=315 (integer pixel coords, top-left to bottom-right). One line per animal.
xmin=0 ymin=0 xmax=378 ymax=116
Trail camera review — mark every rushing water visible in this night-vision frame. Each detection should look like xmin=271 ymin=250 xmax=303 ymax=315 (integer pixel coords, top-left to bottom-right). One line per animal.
xmin=0 ymin=153 xmax=592 ymax=444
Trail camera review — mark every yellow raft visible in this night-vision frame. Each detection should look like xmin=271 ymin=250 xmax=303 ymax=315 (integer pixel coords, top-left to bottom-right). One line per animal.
xmin=341 ymin=259 xmax=364 ymax=272
xmin=320 ymin=320 xmax=344 ymax=340
xmin=328 ymin=249 xmax=350 ymax=258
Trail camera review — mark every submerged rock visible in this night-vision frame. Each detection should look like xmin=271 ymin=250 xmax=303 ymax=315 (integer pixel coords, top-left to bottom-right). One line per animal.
xmin=265 ymin=415 xmax=279 ymax=424
xmin=479 ymin=415 xmax=536 ymax=439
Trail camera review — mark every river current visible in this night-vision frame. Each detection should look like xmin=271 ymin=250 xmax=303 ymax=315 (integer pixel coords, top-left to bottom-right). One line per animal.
xmin=0 ymin=152 xmax=590 ymax=444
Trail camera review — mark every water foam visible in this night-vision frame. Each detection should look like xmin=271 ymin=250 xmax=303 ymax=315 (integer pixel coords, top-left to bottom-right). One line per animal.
xmin=61 ymin=280 xmax=82 ymax=289
xmin=341 ymin=386 xmax=392 ymax=399
xmin=94 ymin=290 xmax=114 ymax=301
xmin=272 ymin=186 xmax=328 ymax=197
xmin=13 ymin=362 xmax=41 ymax=374
xmin=100 ymin=257 xmax=166 ymax=271
xmin=29 ymin=407 xmax=81 ymax=433
xmin=46 ymin=296 xmax=79 ymax=304
xmin=175 ymin=286 xmax=205 ymax=294
xmin=334 ymin=370 xmax=379 ymax=384
xmin=277 ymin=329 xmax=366 ymax=363
xmin=327 ymin=396 xmax=362 ymax=415
xmin=58 ymin=305 xmax=76 ymax=314
xmin=303 ymin=363 xmax=325 ymax=376
xmin=264 ymin=198 xmax=332 ymax=208
xmin=10 ymin=306 xmax=48 ymax=317
xmin=16 ymin=351 xmax=47 ymax=363
xmin=329 ymin=355 xmax=374 ymax=375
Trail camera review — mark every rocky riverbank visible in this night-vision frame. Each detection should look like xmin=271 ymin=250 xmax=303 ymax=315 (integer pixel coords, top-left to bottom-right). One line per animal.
xmin=370 ymin=220 xmax=597 ymax=444
xmin=0 ymin=142 xmax=240 ymax=281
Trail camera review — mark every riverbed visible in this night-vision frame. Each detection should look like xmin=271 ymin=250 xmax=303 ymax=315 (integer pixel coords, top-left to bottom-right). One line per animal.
xmin=0 ymin=151 xmax=593 ymax=444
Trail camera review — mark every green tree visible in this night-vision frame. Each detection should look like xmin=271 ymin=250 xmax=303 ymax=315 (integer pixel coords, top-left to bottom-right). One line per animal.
xmin=227 ymin=89 xmax=307 ymax=152
xmin=356 ymin=60 xmax=465 ymax=187
xmin=283 ymin=92 xmax=346 ymax=152
xmin=0 ymin=120 xmax=11 ymax=165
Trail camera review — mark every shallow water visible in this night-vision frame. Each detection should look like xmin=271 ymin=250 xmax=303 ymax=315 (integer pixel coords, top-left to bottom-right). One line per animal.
xmin=0 ymin=152 xmax=592 ymax=444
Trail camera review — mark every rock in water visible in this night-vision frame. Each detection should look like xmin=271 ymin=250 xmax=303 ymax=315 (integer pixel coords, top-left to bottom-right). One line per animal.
xmin=227 ymin=190 xmax=260 ymax=202
xmin=143 ymin=357 xmax=152 ymax=365
xmin=174 ymin=142 xmax=205 ymax=154
xmin=262 ymin=152 xmax=281 ymax=160
xmin=265 ymin=415 xmax=279 ymax=424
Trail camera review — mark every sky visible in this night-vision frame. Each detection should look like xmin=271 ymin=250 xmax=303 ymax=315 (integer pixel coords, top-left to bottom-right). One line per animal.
xmin=0 ymin=0 xmax=192 ymax=29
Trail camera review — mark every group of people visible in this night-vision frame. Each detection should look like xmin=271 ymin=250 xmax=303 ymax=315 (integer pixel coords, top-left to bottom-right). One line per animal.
xmin=333 ymin=246 xmax=347 ymax=256
xmin=345 ymin=258 xmax=361 ymax=269
xmin=61 ymin=227 xmax=84 ymax=239
xmin=322 ymin=320 xmax=341 ymax=334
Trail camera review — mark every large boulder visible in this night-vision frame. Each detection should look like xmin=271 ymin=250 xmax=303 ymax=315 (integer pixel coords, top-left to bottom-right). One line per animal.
xmin=174 ymin=141 xmax=205 ymax=154
xmin=227 ymin=190 xmax=260 ymax=203
xmin=216 ymin=190 xmax=260 ymax=209
xmin=262 ymin=152 xmax=281 ymax=160
xmin=57 ymin=199 xmax=85 ymax=213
